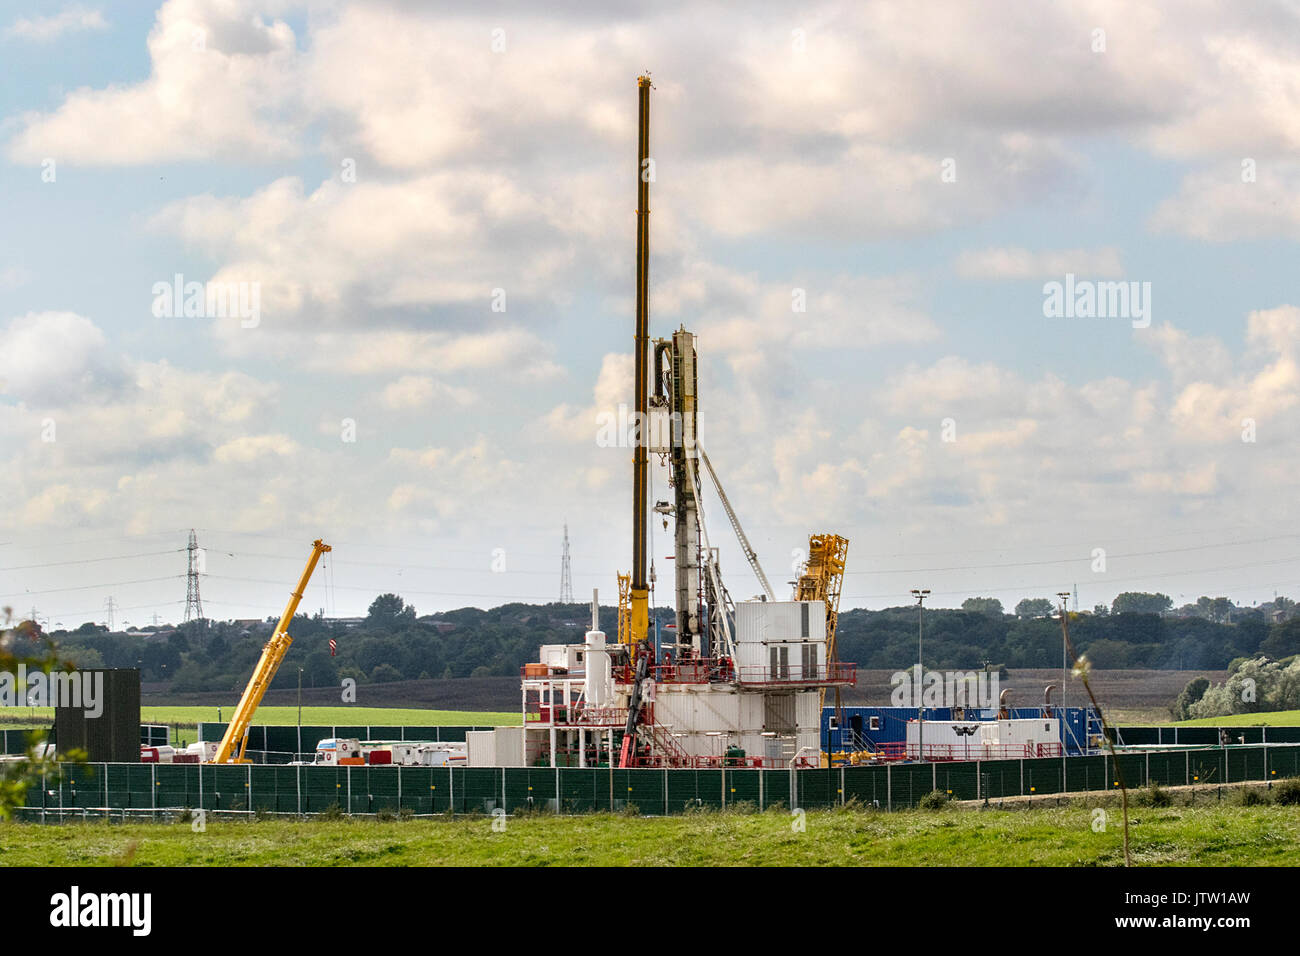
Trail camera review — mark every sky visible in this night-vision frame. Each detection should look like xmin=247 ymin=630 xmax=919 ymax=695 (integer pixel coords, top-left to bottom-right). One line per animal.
xmin=2 ymin=0 xmax=1300 ymax=629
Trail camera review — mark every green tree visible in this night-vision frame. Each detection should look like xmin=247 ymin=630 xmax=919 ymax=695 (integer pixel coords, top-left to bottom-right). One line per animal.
xmin=1171 ymin=676 xmax=1210 ymax=720
xmin=1 ymin=609 xmax=80 ymax=819
xmin=370 ymin=663 xmax=402 ymax=683
xmin=1261 ymin=619 xmax=1300 ymax=660
xmin=1111 ymin=592 xmax=1173 ymax=616
xmin=1014 ymin=598 xmax=1054 ymax=619
xmin=302 ymin=650 xmax=338 ymax=688
xmin=367 ymin=593 xmax=415 ymax=626
xmin=961 ymin=597 xmax=1004 ymax=617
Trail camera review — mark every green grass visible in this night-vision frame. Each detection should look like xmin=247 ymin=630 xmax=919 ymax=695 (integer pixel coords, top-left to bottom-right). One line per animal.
xmin=1176 ymin=710 xmax=1300 ymax=727
xmin=0 ymin=706 xmax=518 ymax=747
xmin=0 ymin=706 xmax=519 ymax=728
xmin=2 ymin=801 xmax=1297 ymax=866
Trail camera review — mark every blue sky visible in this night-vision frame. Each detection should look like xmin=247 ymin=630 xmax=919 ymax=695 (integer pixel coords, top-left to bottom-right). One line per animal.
xmin=2 ymin=1 xmax=1300 ymax=628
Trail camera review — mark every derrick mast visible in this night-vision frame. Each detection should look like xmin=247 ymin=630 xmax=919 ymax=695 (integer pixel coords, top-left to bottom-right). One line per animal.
xmin=653 ymin=330 xmax=703 ymax=657
xmin=629 ymin=74 xmax=652 ymax=649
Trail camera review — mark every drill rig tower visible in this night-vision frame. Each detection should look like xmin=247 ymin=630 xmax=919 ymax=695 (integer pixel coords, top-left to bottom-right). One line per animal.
xmin=628 ymin=74 xmax=652 ymax=650
xmin=509 ymin=76 xmax=856 ymax=772
xmin=652 ymin=329 xmax=703 ymax=658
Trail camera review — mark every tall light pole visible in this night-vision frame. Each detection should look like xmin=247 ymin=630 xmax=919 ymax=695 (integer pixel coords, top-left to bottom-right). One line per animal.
xmin=911 ymin=588 xmax=930 ymax=761
xmin=1057 ymin=592 xmax=1071 ymax=750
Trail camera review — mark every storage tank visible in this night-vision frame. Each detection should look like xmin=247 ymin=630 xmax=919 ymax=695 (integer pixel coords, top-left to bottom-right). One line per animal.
xmin=585 ymin=629 xmax=612 ymax=707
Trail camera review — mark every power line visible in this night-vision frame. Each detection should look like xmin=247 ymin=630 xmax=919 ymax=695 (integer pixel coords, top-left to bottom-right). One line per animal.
xmin=0 ymin=549 xmax=184 ymax=572
xmin=842 ymin=553 xmax=1300 ymax=603
xmin=842 ymin=532 xmax=1300 ymax=575
xmin=202 ymin=574 xmax=562 ymax=602
xmin=3 ymin=575 xmax=185 ymax=597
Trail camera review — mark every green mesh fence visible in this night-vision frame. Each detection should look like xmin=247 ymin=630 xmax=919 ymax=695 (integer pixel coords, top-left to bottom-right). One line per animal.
xmin=16 ymin=744 xmax=1300 ymax=820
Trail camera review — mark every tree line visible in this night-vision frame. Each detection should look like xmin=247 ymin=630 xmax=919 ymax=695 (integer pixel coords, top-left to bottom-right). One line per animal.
xmin=29 ymin=590 xmax=1300 ymax=694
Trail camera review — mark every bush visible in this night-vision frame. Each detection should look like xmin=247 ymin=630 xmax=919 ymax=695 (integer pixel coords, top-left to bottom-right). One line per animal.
xmin=918 ymin=790 xmax=950 ymax=810
xmin=376 ymin=807 xmax=397 ymax=821
xmin=1134 ymin=783 xmax=1172 ymax=808
xmin=1234 ymin=787 xmax=1269 ymax=807
xmin=319 ymin=803 xmax=345 ymax=820
xmin=1171 ymin=676 xmax=1210 ymax=720
xmin=1274 ymin=778 xmax=1300 ymax=806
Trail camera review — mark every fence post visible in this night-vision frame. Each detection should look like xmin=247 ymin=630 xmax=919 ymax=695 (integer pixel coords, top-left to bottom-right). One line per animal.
xmin=151 ymin=764 xmax=157 ymax=819
xmin=886 ymin=763 xmax=892 ymax=812
xmin=840 ymin=767 xmax=846 ymax=806
xmin=346 ymin=765 xmax=352 ymax=816
xmin=247 ymin=763 xmax=252 ymax=815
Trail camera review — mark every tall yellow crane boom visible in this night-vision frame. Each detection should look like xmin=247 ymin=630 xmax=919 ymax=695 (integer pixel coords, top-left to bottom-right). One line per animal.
xmin=211 ymin=538 xmax=332 ymax=764
xmin=794 ymin=534 xmax=849 ymax=710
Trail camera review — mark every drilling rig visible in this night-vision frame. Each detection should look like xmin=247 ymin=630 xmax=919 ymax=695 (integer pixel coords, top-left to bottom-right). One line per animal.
xmin=517 ymin=76 xmax=856 ymax=772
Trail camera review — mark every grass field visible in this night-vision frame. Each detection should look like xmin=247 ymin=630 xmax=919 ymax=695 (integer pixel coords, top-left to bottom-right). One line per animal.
xmin=3 ymin=799 xmax=1297 ymax=866
xmin=1176 ymin=710 xmax=1300 ymax=727
xmin=0 ymin=706 xmax=519 ymax=746
xmin=0 ymin=706 xmax=519 ymax=728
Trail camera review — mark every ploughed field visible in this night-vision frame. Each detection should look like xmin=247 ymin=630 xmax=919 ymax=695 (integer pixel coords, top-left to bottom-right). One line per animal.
xmin=143 ymin=669 xmax=1229 ymax=726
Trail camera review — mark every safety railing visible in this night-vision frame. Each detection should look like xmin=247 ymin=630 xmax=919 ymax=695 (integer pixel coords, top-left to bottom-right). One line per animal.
xmin=525 ymin=703 xmax=632 ymax=728
xmin=902 ymin=742 xmax=1066 ymax=762
xmin=735 ymin=662 xmax=857 ymax=687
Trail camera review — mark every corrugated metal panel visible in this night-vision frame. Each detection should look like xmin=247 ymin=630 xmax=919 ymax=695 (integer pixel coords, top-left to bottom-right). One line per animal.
xmin=764 ymin=694 xmax=795 ymax=734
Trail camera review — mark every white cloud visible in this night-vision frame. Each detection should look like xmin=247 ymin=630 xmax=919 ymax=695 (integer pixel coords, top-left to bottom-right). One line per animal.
xmin=6 ymin=6 xmax=107 ymax=42
xmin=0 ymin=311 xmax=129 ymax=406
xmin=380 ymin=375 xmax=473 ymax=410
xmin=1149 ymin=163 xmax=1300 ymax=240
xmin=954 ymin=246 xmax=1124 ymax=279
xmin=7 ymin=0 xmax=298 ymax=164
xmin=212 ymin=433 xmax=300 ymax=464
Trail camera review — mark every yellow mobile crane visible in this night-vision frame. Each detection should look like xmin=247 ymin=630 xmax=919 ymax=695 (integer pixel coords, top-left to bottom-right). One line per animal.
xmin=210 ymin=538 xmax=332 ymax=764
